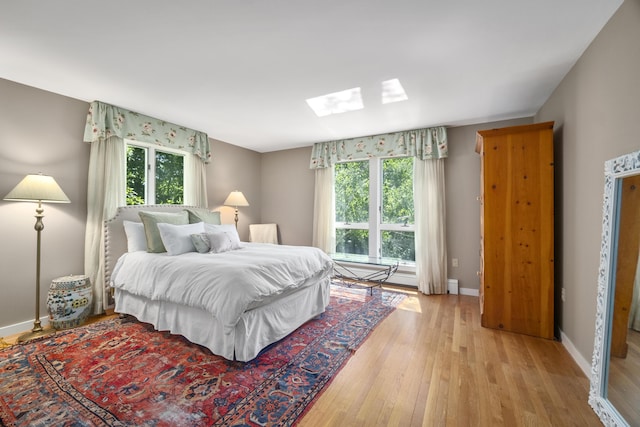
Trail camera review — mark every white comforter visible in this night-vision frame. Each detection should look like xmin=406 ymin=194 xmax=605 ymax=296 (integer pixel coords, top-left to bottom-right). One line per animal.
xmin=111 ymin=243 xmax=333 ymax=334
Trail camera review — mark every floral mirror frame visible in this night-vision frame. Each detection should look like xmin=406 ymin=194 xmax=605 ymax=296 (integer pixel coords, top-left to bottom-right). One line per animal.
xmin=589 ymin=149 xmax=640 ymax=427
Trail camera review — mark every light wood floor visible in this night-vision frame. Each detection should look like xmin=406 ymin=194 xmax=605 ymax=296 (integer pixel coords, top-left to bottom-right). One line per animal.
xmin=2 ymin=289 xmax=602 ymax=426
xmin=608 ymin=328 xmax=640 ymax=425
xmin=299 ymin=287 xmax=602 ymax=427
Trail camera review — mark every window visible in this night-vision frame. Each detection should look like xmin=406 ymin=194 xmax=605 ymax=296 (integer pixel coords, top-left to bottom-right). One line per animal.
xmin=334 ymin=157 xmax=415 ymax=263
xmin=126 ymin=141 xmax=185 ymax=205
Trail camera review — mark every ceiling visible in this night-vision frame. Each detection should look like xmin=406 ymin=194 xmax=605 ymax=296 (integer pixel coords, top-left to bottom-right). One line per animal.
xmin=0 ymin=1 xmax=622 ymax=153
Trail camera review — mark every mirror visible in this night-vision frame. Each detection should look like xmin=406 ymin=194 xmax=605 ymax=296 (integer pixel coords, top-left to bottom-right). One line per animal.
xmin=589 ymin=149 xmax=640 ymax=427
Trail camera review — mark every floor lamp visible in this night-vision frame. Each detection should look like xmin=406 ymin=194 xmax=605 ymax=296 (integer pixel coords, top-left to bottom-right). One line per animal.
xmin=223 ymin=190 xmax=249 ymax=228
xmin=3 ymin=173 xmax=70 ymax=343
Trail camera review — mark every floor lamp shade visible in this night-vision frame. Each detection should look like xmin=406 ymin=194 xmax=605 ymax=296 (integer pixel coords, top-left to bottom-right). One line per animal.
xmin=3 ymin=173 xmax=70 ymax=343
xmin=223 ymin=190 xmax=249 ymax=228
xmin=4 ymin=174 xmax=70 ymax=203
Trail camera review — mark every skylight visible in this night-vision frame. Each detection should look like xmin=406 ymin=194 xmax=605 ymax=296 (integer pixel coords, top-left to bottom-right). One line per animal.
xmin=306 ymin=79 xmax=407 ymax=117
xmin=306 ymin=87 xmax=364 ymax=117
xmin=381 ymin=79 xmax=408 ymax=104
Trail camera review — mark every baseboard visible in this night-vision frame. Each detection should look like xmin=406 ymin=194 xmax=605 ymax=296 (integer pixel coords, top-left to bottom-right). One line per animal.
xmin=559 ymin=328 xmax=592 ymax=377
xmin=459 ymin=287 xmax=479 ymax=297
xmin=0 ymin=316 xmax=50 ymax=339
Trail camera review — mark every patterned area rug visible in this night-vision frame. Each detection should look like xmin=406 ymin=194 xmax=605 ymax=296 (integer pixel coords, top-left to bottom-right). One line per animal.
xmin=0 ymin=283 xmax=405 ymax=426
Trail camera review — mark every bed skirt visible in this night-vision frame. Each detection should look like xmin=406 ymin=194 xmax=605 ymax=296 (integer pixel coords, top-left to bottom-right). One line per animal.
xmin=114 ymin=276 xmax=331 ymax=361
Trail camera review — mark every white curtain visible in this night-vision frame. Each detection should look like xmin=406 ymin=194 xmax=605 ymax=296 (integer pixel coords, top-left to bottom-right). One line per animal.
xmin=184 ymin=153 xmax=208 ymax=207
xmin=84 ymin=136 xmax=125 ymax=313
xmin=312 ymin=166 xmax=335 ymax=253
xmin=414 ymin=158 xmax=448 ymax=295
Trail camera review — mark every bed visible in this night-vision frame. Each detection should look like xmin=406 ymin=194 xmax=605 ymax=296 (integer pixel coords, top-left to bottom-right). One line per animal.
xmin=104 ymin=205 xmax=332 ymax=362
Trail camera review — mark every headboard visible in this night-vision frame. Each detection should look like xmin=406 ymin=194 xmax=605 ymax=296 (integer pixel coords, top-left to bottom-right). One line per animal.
xmin=104 ymin=204 xmax=197 ymax=296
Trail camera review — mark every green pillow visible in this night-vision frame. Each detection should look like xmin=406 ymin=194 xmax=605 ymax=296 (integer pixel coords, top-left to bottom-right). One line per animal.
xmin=138 ymin=211 xmax=189 ymax=253
xmin=190 ymin=233 xmax=211 ymax=253
xmin=184 ymin=208 xmax=221 ymax=225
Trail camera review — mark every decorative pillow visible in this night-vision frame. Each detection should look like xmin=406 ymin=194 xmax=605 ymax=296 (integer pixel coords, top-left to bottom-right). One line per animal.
xmin=204 ymin=224 xmax=241 ymax=248
xmin=138 ymin=211 xmax=189 ymax=253
xmin=206 ymin=231 xmax=241 ymax=253
xmin=190 ymin=226 xmax=242 ymax=254
xmin=157 ymin=222 xmax=205 ymax=256
xmin=190 ymin=233 xmax=211 ymax=254
xmin=184 ymin=208 xmax=221 ymax=225
xmin=123 ymin=221 xmax=147 ymax=252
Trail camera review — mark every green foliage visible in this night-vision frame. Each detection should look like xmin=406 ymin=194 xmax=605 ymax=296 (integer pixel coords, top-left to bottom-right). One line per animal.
xmin=335 ymin=229 xmax=369 ymax=255
xmin=155 ymin=150 xmax=184 ymax=204
xmin=126 ymin=145 xmax=146 ymax=205
xmin=126 ymin=144 xmax=184 ymax=205
xmin=382 ymin=157 xmax=414 ymax=224
xmin=335 ymin=161 xmax=369 ymax=223
xmin=382 ymin=231 xmax=415 ymax=261
xmin=334 ymin=157 xmax=416 ymax=262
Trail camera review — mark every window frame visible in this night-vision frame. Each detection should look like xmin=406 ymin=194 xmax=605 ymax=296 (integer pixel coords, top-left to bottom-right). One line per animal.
xmin=125 ymin=140 xmax=186 ymax=205
xmin=334 ymin=156 xmax=416 ymax=264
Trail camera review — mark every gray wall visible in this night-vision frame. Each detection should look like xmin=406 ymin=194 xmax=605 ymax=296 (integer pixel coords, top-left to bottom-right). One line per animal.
xmin=0 ymin=79 xmax=89 ymax=330
xmin=207 ymin=138 xmax=262 ymax=242
xmin=261 ymin=147 xmax=316 ymax=246
xmin=534 ymin=0 xmax=640 ymax=361
xmin=0 ymin=78 xmax=263 ymax=330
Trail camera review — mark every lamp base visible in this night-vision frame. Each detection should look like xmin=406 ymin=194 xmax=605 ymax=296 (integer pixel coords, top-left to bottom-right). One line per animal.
xmin=16 ymin=323 xmax=56 ymax=344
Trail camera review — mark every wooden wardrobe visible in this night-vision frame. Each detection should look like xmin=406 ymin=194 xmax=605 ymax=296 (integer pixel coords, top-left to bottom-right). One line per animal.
xmin=476 ymin=122 xmax=555 ymax=339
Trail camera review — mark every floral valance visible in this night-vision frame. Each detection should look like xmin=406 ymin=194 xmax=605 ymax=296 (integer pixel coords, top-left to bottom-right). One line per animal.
xmin=83 ymin=101 xmax=211 ymax=163
xmin=309 ymin=126 xmax=447 ymax=169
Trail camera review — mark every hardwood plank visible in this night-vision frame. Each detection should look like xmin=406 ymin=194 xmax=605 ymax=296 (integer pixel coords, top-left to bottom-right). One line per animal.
xmin=609 ymin=328 xmax=640 ymax=425
xmin=299 ymin=287 xmax=601 ymax=427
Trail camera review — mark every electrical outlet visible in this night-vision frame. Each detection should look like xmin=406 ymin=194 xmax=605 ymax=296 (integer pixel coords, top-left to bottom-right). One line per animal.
xmin=561 ymin=288 xmax=566 ymax=302
xmin=452 ymin=258 xmax=459 ymax=267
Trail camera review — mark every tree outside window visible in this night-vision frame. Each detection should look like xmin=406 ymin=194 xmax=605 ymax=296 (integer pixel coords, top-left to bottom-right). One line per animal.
xmin=126 ymin=142 xmax=184 ymax=205
xmin=334 ymin=157 xmax=415 ymax=263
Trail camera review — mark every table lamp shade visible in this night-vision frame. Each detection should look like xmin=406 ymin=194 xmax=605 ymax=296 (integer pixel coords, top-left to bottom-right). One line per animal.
xmin=4 ymin=174 xmax=70 ymax=203
xmin=223 ymin=191 xmax=249 ymax=207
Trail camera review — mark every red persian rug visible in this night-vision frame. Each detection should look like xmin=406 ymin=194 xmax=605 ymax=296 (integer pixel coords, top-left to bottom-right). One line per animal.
xmin=0 ymin=283 xmax=405 ymax=426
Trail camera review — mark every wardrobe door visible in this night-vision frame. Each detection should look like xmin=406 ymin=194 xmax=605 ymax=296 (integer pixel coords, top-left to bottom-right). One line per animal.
xmin=476 ymin=122 xmax=555 ymax=339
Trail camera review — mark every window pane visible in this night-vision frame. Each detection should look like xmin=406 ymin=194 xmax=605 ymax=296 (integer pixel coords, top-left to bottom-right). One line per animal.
xmin=335 ymin=161 xmax=369 ymax=223
xmin=126 ymin=145 xmax=146 ymax=205
xmin=336 ymin=228 xmax=369 ymax=255
xmin=381 ymin=230 xmax=415 ymax=262
xmin=382 ymin=157 xmax=414 ymax=225
xmin=155 ymin=150 xmax=184 ymax=204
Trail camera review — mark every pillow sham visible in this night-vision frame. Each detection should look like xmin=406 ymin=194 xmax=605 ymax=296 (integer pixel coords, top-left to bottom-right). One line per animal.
xmin=184 ymin=208 xmax=222 ymax=225
xmin=138 ymin=210 xmax=189 ymax=253
xmin=207 ymin=230 xmax=241 ymax=253
xmin=204 ymin=223 xmax=241 ymax=248
xmin=157 ymin=222 xmax=205 ymax=256
xmin=123 ymin=220 xmax=147 ymax=252
xmin=190 ymin=233 xmax=211 ymax=254
xmin=190 ymin=229 xmax=242 ymax=254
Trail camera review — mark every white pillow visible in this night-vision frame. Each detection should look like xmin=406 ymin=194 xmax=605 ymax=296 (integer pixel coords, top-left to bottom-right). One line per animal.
xmin=157 ymin=222 xmax=205 ymax=256
xmin=204 ymin=224 xmax=241 ymax=247
xmin=206 ymin=231 xmax=241 ymax=253
xmin=123 ymin=221 xmax=147 ymax=252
